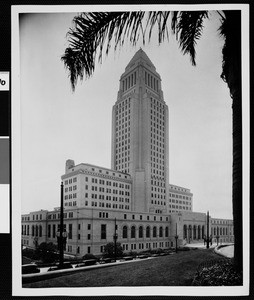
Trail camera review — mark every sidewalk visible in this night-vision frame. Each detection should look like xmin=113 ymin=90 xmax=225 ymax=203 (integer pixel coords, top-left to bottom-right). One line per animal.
xmin=184 ymin=242 xmax=216 ymax=249
xmin=214 ymin=244 xmax=234 ymax=258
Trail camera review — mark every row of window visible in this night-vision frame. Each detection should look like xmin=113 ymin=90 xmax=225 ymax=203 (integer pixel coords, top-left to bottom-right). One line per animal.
xmin=151 ymin=121 xmax=165 ymax=132
xmin=150 ymin=98 xmax=164 ymax=109
xmin=169 ymin=186 xmax=188 ymax=192
xmin=29 ymin=214 xmax=43 ymax=221
xmin=121 ymin=72 xmax=137 ymax=92
xmin=169 ymin=194 xmax=191 ymax=200
xmin=64 ymin=201 xmax=77 ymax=207
xmin=212 ymin=220 xmax=232 ymax=225
xmin=122 ymin=225 xmax=169 ymax=239
xmin=64 ymin=177 xmax=77 ymax=185
xmin=80 ymin=169 xmax=129 ymax=180
xmin=211 ymin=226 xmax=232 ymax=236
xmin=170 ymin=200 xmax=191 ymax=206
xmin=91 ymin=201 xmax=130 ymax=210
xmin=121 ymin=241 xmax=170 ymax=251
xmin=145 ymin=71 xmax=159 ymax=92
xmin=64 ymin=193 xmax=77 ymax=200
xmin=48 ymin=212 xmax=74 ymax=220
xmin=65 ymin=185 xmax=77 ymax=192
xmin=123 ymin=213 xmax=168 ymax=222
xmin=151 ymin=200 xmax=166 ymax=205
xmin=151 ymin=134 xmax=165 ymax=143
xmin=169 ymin=205 xmax=191 ymax=210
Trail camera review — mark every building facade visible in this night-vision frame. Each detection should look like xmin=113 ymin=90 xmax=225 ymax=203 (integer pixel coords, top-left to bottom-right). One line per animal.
xmin=21 ymin=49 xmax=233 ymax=257
xmin=111 ymin=49 xmax=169 ymax=214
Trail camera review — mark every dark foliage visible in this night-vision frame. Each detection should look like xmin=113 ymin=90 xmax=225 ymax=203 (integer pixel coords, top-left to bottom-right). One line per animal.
xmin=192 ymin=259 xmax=243 ymax=286
xmin=103 ymin=242 xmax=123 ymax=258
xmin=34 ymin=242 xmax=58 ymax=263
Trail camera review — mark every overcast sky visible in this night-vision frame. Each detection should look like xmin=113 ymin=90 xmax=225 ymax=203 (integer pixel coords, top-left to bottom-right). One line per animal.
xmin=19 ymin=9 xmax=233 ymax=219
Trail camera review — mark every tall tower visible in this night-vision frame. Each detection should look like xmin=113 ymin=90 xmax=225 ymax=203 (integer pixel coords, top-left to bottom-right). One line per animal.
xmin=111 ymin=49 xmax=169 ymax=214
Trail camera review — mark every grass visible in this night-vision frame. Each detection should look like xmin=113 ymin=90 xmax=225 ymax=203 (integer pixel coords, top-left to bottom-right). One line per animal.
xmin=23 ymin=248 xmax=223 ymax=288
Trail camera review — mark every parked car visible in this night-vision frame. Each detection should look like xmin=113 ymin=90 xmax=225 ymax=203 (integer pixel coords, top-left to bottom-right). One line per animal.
xmin=75 ymin=259 xmax=97 ymax=268
xmin=48 ymin=262 xmax=73 ymax=272
xmin=99 ymin=257 xmax=113 ymax=264
xmin=22 ymin=264 xmax=40 ymax=275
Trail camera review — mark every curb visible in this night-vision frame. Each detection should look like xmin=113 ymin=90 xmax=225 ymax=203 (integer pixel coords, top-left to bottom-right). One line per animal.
xmin=22 ymin=257 xmax=153 ymax=284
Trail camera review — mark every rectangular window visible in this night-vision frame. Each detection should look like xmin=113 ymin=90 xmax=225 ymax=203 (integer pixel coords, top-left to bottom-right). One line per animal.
xmin=53 ymin=224 xmax=56 ymax=238
xmin=88 ymin=224 xmax=91 ymax=230
xmin=87 ymin=234 xmax=91 ymax=240
xmin=68 ymin=224 xmax=72 ymax=239
xmin=48 ymin=224 xmax=51 ymax=238
xmin=101 ymin=224 xmax=107 ymax=239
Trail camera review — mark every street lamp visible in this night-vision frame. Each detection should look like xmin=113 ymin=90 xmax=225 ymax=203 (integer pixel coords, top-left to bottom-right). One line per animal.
xmin=216 ymin=235 xmax=220 ymax=246
xmin=175 ymin=223 xmax=178 ymax=253
xmin=206 ymin=211 xmax=210 ymax=249
xmin=113 ymin=218 xmax=118 ymax=262
xmin=57 ymin=182 xmax=65 ymax=269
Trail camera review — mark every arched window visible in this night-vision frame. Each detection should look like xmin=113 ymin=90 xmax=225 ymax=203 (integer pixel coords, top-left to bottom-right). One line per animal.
xmin=214 ymin=227 xmax=216 ymax=236
xmin=217 ymin=227 xmax=219 ymax=235
xmin=165 ymin=226 xmax=169 ymax=237
xmin=123 ymin=225 xmax=128 ymax=239
xmin=226 ymin=228 xmax=228 ymax=235
xmin=183 ymin=225 xmax=187 ymax=239
xmin=131 ymin=226 xmax=136 ymax=238
xmin=139 ymin=226 xmax=143 ymax=238
xmin=146 ymin=226 xmax=150 ymax=238
xmin=223 ymin=228 xmax=225 ymax=235
xmin=159 ymin=226 xmax=163 ymax=237
xmin=35 ymin=225 xmax=38 ymax=237
xmin=32 ymin=225 xmax=34 ymax=236
xmin=220 ymin=227 xmax=222 ymax=235
xmin=39 ymin=225 xmax=42 ymax=237
xmin=153 ymin=226 xmax=157 ymax=238
xmin=27 ymin=225 xmax=29 ymax=236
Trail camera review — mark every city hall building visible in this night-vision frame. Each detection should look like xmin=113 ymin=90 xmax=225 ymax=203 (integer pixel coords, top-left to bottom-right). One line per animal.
xmin=21 ymin=49 xmax=234 ymax=257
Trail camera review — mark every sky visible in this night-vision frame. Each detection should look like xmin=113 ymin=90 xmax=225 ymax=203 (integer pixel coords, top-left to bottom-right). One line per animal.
xmin=19 ymin=9 xmax=233 ymax=219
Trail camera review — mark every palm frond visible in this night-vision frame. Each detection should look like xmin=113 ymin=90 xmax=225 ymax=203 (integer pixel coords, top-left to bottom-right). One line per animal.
xmin=61 ymin=11 xmax=145 ymax=91
xmin=145 ymin=11 xmax=170 ymax=44
xmin=171 ymin=11 xmax=208 ymax=65
xmin=218 ymin=10 xmax=241 ymax=85
xmin=62 ymin=10 xmax=210 ymax=90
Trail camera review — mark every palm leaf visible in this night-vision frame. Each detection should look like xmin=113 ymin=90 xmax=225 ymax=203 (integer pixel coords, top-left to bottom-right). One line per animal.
xmin=62 ymin=10 xmax=209 ymax=90
xmin=171 ymin=11 xmax=208 ymax=65
xmin=61 ymin=11 xmax=145 ymax=91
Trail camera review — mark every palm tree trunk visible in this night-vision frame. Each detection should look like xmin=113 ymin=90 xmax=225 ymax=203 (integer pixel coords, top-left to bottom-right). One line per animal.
xmin=222 ymin=10 xmax=242 ymax=274
xmin=232 ymin=87 xmax=242 ymax=274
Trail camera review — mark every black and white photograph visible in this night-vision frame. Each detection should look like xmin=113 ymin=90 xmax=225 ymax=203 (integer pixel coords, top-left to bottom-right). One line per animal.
xmin=11 ymin=3 xmax=249 ymax=297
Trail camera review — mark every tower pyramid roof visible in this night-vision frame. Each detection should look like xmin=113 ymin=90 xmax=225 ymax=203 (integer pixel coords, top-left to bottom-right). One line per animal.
xmin=126 ymin=48 xmax=156 ymax=70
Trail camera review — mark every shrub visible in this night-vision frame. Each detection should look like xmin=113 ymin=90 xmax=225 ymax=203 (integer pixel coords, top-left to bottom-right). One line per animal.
xmin=103 ymin=242 xmax=123 ymax=258
xmin=34 ymin=242 xmax=58 ymax=263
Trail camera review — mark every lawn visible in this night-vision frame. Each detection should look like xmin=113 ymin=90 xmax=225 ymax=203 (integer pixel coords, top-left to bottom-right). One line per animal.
xmin=23 ymin=248 xmax=223 ymax=288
